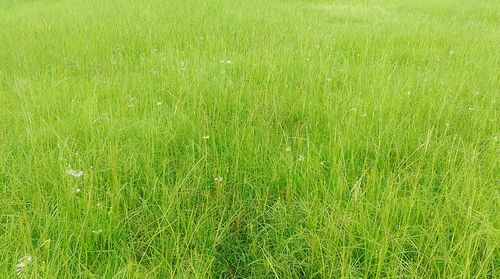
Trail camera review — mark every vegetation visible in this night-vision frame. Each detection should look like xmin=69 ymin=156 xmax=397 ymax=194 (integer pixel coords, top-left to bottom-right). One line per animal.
xmin=0 ymin=0 xmax=498 ymax=277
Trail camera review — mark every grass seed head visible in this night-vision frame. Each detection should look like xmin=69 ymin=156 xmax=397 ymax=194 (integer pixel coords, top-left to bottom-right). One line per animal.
xmin=214 ymin=176 xmax=223 ymax=183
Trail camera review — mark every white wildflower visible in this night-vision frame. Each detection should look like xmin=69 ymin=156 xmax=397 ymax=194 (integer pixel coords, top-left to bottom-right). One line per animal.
xmin=297 ymin=155 xmax=305 ymax=162
xmin=72 ymin=188 xmax=81 ymax=194
xmin=92 ymin=228 xmax=103 ymax=235
xmin=66 ymin=168 xmax=84 ymax=178
xmin=285 ymin=146 xmax=291 ymax=152
xmin=178 ymin=60 xmax=187 ymax=70
xmin=16 ymin=255 xmax=32 ymax=277
xmin=128 ymin=96 xmax=137 ymax=108
xmin=16 ymin=263 xmax=26 ymax=277
xmin=156 ymin=101 xmax=163 ymax=106
xmin=202 ymin=135 xmax=210 ymax=140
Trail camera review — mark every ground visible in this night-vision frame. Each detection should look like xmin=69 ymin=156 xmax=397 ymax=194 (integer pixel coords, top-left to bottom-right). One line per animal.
xmin=0 ymin=0 xmax=498 ymax=278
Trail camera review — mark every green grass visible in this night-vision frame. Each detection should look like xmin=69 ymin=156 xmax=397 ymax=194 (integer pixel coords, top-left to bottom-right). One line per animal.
xmin=0 ymin=0 xmax=498 ymax=277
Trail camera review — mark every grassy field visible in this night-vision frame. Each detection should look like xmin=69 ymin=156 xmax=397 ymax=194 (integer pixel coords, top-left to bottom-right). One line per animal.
xmin=0 ymin=0 xmax=498 ymax=278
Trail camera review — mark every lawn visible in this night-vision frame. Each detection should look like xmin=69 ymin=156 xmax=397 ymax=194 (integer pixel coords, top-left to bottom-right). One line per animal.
xmin=0 ymin=0 xmax=498 ymax=278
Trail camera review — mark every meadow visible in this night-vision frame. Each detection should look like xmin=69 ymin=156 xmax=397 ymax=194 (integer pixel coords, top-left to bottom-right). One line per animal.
xmin=0 ymin=0 xmax=498 ymax=277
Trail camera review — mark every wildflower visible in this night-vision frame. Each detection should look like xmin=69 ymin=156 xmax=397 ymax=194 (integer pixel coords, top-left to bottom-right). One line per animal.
xmin=285 ymin=146 xmax=291 ymax=152
xmin=202 ymin=135 xmax=210 ymax=140
xmin=406 ymin=91 xmax=411 ymax=96
xmin=178 ymin=61 xmax=187 ymax=70
xmin=16 ymin=263 xmax=26 ymax=277
xmin=156 ymin=101 xmax=163 ymax=106
xmin=467 ymin=107 xmax=475 ymax=111
xmin=214 ymin=176 xmax=223 ymax=183
xmin=72 ymin=188 xmax=81 ymax=194
xmin=92 ymin=228 xmax=103 ymax=235
xmin=66 ymin=168 xmax=84 ymax=178
xmin=297 ymin=155 xmax=305 ymax=162
xmin=128 ymin=96 xmax=137 ymax=108
xmin=16 ymin=255 xmax=32 ymax=277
